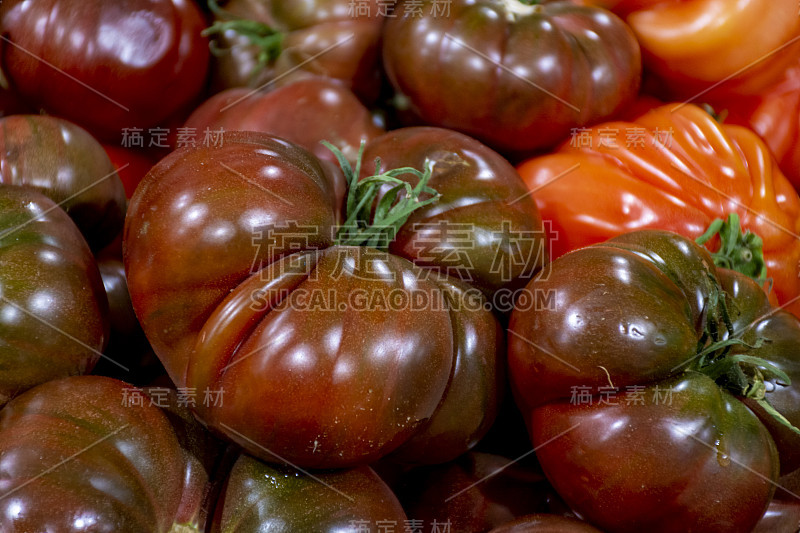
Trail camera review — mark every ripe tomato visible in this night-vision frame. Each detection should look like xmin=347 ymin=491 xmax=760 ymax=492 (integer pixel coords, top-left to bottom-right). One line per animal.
xmin=580 ymin=0 xmax=800 ymax=97
xmin=184 ymin=77 xmax=384 ymax=166
xmin=211 ymin=454 xmax=406 ymax=531
xmin=0 ymin=115 xmax=127 ymax=250
xmin=124 ymin=131 xmax=503 ymax=468
xmin=205 ymin=0 xmax=384 ymax=102
xmin=103 ymin=144 xmax=157 ymax=200
xmin=360 ymin=127 xmax=547 ymax=300
xmin=517 ymin=103 xmax=800 ymax=317
xmin=709 ymin=58 xmax=800 ymax=192
xmin=0 ymin=376 xmax=187 ymax=532
xmin=0 ymin=186 xmax=108 ymax=407
xmin=0 ymin=0 xmax=209 ymax=140
xmin=509 ymin=230 xmax=793 ymax=532
xmin=382 ymin=0 xmax=641 ymax=154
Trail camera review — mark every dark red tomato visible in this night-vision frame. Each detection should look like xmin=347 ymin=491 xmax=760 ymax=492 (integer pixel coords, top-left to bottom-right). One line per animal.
xmin=0 ymin=0 xmax=209 ymax=140
xmin=211 ymin=454 xmax=406 ymax=532
xmin=718 ymin=269 xmax=800 ymax=475
xmin=382 ymin=0 xmax=641 ymax=154
xmin=753 ymin=497 xmax=800 ymax=533
xmin=0 ymin=186 xmax=108 ymax=407
xmin=360 ymin=127 xmax=547 ymax=301
xmin=0 ymin=115 xmax=127 ymax=250
xmin=0 ymin=86 xmax=30 ymax=118
xmin=489 ymin=515 xmax=604 ymax=533
xmin=103 ymin=144 xmax=156 ymax=199
xmin=125 ymin=131 xmax=502 ymax=468
xmin=0 ymin=376 xmax=187 ymax=532
xmin=184 ymin=77 xmax=384 ymax=166
xmin=509 ymin=230 xmax=790 ymax=532
xmin=400 ymin=453 xmax=557 ymax=532
xmin=205 ymin=0 xmax=384 ymax=102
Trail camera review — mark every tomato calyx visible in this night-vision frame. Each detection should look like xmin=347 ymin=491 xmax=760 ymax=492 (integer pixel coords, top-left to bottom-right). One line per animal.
xmin=323 ymin=140 xmax=441 ymax=251
xmin=202 ymin=0 xmax=284 ymax=81
xmin=696 ymin=213 xmax=768 ymax=286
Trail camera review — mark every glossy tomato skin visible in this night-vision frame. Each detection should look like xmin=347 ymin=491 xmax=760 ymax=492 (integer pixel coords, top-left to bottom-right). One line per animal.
xmin=0 ymin=115 xmax=127 ymax=250
xmin=711 ymin=58 xmax=800 ymax=191
xmin=361 ymin=127 xmax=547 ymax=301
xmin=184 ymin=77 xmax=385 ymax=166
xmin=103 ymin=144 xmax=157 ymax=199
xmin=0 ymin=376 xmax=186 ymax=533
xmin=126 ymin=132 xmax=502 ymax=469
xmin=209 ymin=0 xmax=384 ymax=102
xmin=517 ymin=103 xmax=800 ymax=317
xmin=211 ymin=454 xmax=406 ymax=532
xmin=125 ymin=132 xmax=338 ymax=385
xmin=0 ymin=0 xmax=209 ymax=140
xmin=717 ymin=269 xmax=800 ymax=475
xmin=509 ymin=230 xmax=782 ymax=532
xmin=400 ymin=453 xmax=557 ymax=532
xmin=383 ymin=0 xmax=641 ymax=154
xmin=753 ymin=497 xmax=800 ymax=533
xmin=0 ymin=186 xmax=108 ymax=407
xmin=509 ymin=232 xmax=706 ymax=410
xmin=531 ymin=374 xmax=777 ymax=533
xmin=580 ymin=0 xmax=800 ymax=97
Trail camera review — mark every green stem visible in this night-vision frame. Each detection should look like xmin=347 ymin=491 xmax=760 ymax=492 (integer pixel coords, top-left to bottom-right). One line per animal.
xmin=201 ymin=0 xmax=284 ymax=77
xmin=323 ymin=141 xmax=440 ymax=251
xmin=696 ymin=213 xmax=768 ymax=284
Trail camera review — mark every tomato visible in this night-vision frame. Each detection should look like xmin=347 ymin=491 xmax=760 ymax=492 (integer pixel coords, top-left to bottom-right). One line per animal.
xmin=0 ymin=186 xmax=108 ymax=407
xmin=0 ymin=115 xmax=127 ymax=250
xmin=509 ymin=230 xmax=798 ymax=532
xmin=0 ymin=376 xmax=187 ymax=532
xmin=210 ymin=454 xmax=406 ymax=531
xmin=517 ymin=103 xmax=800 ymax=317
xmin=103 ymin=144 xmax=157 ymax=200
xmin=400 ymin=452 xmax=560 ymax=532
xmin=0 ymin=0 xmax=209 ymax=140
xmin=708 ymin=58 xmax=800 ymax=192
xmin=360 ymin=127 xmax=547 ymax=301
xmin=124 ymin=131 xmax=503 ymax=468
xmin=718 ymin=269 xmax=800 ymax=475
xmin=184 ymin=77 xmax=384 ymax=166
xmin=753 ymin=497 xmax=800 ymax=533
xmin=204 ymin=0 xmax=384 ymax=102
xmin=489 ymin=515 xmax=604 ymax=533
xmin=382 ymin=0 xmax=641 ymax=154
xmin=580 ymin=0 xmax=800 ymax=97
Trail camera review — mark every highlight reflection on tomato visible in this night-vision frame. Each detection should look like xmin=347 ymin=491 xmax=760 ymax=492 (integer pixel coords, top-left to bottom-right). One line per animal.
xmin=125 ymin=131 xmax=503 ymax=468
xmin=509 ymin=230 xmax=798 ymax=532
xmin=517 ymin=103 xmax=800 ymax=317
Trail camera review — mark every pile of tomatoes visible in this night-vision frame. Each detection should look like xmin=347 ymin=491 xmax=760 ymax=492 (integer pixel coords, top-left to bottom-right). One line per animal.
xmin=0 ymin=0 xmax=799 ymax=531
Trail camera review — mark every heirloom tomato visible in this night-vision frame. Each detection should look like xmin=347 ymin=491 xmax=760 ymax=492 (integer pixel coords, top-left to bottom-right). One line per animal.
xmin=0 ymin=186 xmax=108 ymax=407
xmin=709 ymin=57 xmax=800 ymax=191
xmin=0 ymin=0 xmax=209 ymax=140
xmin=125 ymin=131 xmax=503 ymax=468
xmin=400 ymin=452 xmax=559 ymax=532
xmin=0 ymin=376 xmax=188 ymax=532
xmin=203 ymin=0 xmax=384 ymax=102
xmin=517 ymin=103 xmax=800 ymax=317
xmin=580 ymin=0 xmax=800 ymax=98
xmin=360 ymin=127 xmax=547 ymax=300
xmin=210 ymin=454 xmax=406 ymax=532
xmin=184 ymin=77 xmax=384 ymax=166
xmin=383 ymin=0 xmax=641 ymax=154
xmin=0 ymin=115 xmax=127 ymax=250
xmin=509 ymin=230 xmax=800 ymax=532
